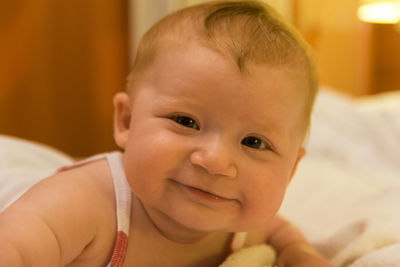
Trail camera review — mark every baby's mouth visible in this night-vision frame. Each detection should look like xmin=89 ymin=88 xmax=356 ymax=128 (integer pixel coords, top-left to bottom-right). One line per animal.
xmin=186 ymin=185 xmax=226 ymax=200
xmin=170 ymin=179 xmax=234 ymax=203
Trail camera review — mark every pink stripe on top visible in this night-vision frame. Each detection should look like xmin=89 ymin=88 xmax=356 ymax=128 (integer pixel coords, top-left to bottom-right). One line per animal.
xmin=106 ymin=152 xmax=131 ymax=267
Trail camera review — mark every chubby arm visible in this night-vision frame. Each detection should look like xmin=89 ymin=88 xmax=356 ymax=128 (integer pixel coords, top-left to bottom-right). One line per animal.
xmin=0 ymin=204 xmax=65 ymax=266
xmin=266 ymin=215 xmax=331 ymax=267
xmin=0 ymin=171 xmax=107 ymax=266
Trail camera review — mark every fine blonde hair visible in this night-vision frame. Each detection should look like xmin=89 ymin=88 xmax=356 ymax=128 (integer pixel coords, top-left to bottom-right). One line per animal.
xmin=127 ymin=0 xmax=318 ymax=132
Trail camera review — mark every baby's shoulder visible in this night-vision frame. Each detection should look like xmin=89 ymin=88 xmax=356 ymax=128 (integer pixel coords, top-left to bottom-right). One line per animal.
xmin=56 ymin=158 xmax=117 ymax=209
xmin=0 ymin=159 xmax=117 ymax=265
xmin=32 ymin=158 xmax=116 ymax=222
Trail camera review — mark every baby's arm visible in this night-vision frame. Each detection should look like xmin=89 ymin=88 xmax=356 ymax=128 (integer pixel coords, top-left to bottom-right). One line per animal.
xmin=266 ymin=215 xmax=331 ymax=267
xmin=0 ymin=171 xmax=107 ymax=266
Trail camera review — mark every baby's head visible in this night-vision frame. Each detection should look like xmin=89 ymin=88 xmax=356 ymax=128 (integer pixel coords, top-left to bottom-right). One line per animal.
xmin=127 ymin=0 xmax=317 ymax=137
xmin=114 ymin=1 xmax=318 ymax=233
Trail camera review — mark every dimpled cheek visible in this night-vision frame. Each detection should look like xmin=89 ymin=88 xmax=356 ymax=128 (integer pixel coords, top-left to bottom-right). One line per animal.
xmin=131 ymin=130 xmax=182 ymax=162
xmin=123 ymin=131 xmax=189 ymax=189
xmin=239 ymin=185 xmax=287 ymax=228
xmin=242 ymin=202 xmax=277 ymax=228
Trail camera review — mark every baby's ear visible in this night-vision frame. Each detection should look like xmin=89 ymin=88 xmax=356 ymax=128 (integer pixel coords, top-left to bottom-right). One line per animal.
xmin=113 ymin=92 xmax=132 ymax=149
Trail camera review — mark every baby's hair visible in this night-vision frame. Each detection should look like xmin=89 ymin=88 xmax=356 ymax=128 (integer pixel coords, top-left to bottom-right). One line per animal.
xmin=127 ymin=0 xmax=318 ymax=135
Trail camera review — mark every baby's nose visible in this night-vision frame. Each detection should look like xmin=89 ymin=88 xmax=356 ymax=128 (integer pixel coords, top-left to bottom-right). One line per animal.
xmin=189 ymin=138 xmax=237 ymax=178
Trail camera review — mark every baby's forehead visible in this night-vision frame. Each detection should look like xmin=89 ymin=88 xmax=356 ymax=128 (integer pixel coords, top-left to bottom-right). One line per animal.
xmin=135 ymin=39 xmax=310 ymax=104
xmin=157 ymin=34 xmax=305 ymax=70
xmin=150 ymin=42 xmax=309 ymax=106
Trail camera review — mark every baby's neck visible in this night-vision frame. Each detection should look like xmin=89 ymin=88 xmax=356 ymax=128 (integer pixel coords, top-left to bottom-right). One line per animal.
xmin=126 ymin=196 xmax=232 ymax=266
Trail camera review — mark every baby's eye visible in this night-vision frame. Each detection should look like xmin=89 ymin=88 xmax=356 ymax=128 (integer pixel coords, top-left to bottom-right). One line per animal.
xmin=171 ymin=115 xmax=200 ymax=130
xmin=241 ymin=136 xmax=270 ymax=150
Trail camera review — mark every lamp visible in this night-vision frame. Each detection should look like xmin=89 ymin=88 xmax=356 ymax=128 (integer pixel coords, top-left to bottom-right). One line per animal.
xmin=357 ymin=0 xmax=400 ymax=23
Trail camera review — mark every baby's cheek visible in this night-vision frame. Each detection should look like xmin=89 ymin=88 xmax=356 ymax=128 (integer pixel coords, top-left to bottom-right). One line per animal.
xmin=123 ymin=131 xmax=189 ymax=190
xmin=240 ymin=184 xmax=287 ymax=227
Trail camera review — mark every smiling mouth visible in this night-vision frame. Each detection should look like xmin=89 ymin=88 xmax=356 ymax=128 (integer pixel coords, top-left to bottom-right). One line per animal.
xmin=170 ymin=180 xmax=234 ymax=203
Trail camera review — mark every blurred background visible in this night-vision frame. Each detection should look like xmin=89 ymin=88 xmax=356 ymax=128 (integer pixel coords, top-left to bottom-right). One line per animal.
xmin=1 ymin=0 xmax=399 ymax=157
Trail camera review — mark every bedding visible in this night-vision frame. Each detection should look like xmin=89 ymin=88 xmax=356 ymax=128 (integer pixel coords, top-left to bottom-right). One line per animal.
xmin=0 ymin=89 xmax=399 ymax=266
xmin=0 ymin=135 xmax=73 ymax=211
xmin=280 ymin=89 xmax=400 ymax=266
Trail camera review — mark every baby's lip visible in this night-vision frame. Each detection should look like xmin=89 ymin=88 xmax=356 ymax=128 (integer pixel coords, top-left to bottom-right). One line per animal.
xmin=186 ymin=184 xmax=232 ymax=200
xmin=170 ymin=179 xmax=235 ymax=201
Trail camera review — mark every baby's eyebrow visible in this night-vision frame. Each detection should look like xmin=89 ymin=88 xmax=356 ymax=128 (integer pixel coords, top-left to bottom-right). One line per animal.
xmin=253 ymin=122 xmax=285 ymax=138
xmin=247 ymin=116 xmax=294 ymax=143
xmin=155 ymin=94 xmax=200 ymax=107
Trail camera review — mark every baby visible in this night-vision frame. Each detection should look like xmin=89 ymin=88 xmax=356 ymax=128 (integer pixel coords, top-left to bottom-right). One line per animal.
xmin=0 ymin=1 xmax=331 ymax=266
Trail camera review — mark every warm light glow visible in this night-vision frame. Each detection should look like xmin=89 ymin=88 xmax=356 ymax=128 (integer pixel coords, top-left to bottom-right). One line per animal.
xmin=357 ymin=1 xmax=400 ymax=23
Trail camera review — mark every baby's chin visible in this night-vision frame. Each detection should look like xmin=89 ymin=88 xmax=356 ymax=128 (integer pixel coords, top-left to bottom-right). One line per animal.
xmin=168 ymin=211 xmax=238 ymax=233
xmin=170 ymin=212 xmax=269 ymax=235
xmin=166 ymin=201 xmax=274 ymax=232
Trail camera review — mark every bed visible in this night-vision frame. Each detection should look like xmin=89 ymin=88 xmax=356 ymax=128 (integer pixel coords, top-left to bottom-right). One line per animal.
xmin=279 ymin=89 xmax=400 ymax=266
xmin=1 ymin=88 xmax=399 ymax=266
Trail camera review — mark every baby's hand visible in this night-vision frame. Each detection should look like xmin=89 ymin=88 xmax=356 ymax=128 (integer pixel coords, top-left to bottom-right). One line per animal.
xmin=275 ymin=242 xmax=332 ymax=267
xmin=265 ymin=216 xmax=331 ymax=267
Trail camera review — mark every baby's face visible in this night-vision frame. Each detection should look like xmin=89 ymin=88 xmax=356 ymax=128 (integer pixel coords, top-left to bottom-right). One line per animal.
xmin=117 ymin=43 xmax=307 ymax=233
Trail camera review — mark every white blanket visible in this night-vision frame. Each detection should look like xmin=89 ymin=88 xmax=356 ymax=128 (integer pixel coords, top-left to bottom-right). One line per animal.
xmin=280 ymin=89 xmax=400 ymax=266
xmin=0 ymin=135 xmax=73 ymax=211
